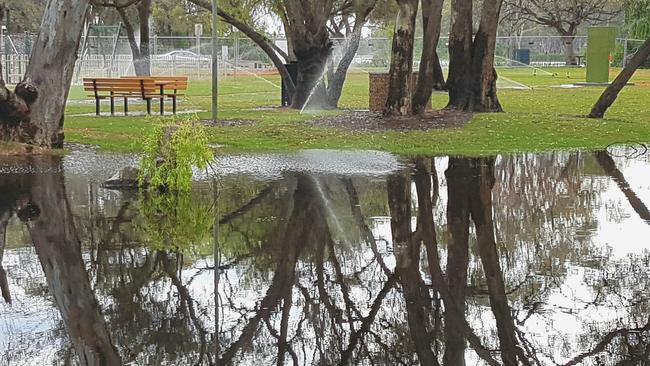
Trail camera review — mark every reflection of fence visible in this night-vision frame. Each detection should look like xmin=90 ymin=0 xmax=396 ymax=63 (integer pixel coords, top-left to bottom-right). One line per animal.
xmin=0 ymin=33 xmax=646 ymax=84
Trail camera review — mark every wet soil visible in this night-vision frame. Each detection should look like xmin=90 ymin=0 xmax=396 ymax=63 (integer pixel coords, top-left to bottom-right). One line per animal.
xmin=308 ymin=109 xmax=472 ymax=132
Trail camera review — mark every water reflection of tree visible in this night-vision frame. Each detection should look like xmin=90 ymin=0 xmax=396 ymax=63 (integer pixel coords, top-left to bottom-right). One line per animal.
xmin=4 ymin=152 xmax=650 ymax=365
xmin=0 ymin=156 xmax=121 ymax=365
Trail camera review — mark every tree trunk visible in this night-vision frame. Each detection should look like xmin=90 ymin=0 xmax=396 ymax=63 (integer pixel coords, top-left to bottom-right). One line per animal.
xmin=384 ymin=0 xmax=419 ymax=116
xmin=446 ymin=0 xmax=473 ymax=110
xmin=20 ymin=156 xmax=122 ymax=365
xmin=288 ymin=44 xmax=333 ymax=109
xmin=118 ymin=1 xmax=152 ymax=77
xmin=413 ymin=0 xmax=446 ymax=114
xmin=469 ymin=0 xmax=503 ymax=112
xmin=136 ymin=0 xmax=152 ymax=76
xmin=327 ymin=25 xmax=364 ymax=107
xmin=0 ymin=0 xmax=89 ymax=148
xmin=443 ymin=158 xmax=472 ymax=366
xmin=563 ymin=34 xmax=577 ymax=66
xmin=446 ymin=0 xmax=503 ymax=112
xmin=589 ymin=38 xmax=650 ymax=118
xmin=326 ymin=1 xmax=378 ymax=108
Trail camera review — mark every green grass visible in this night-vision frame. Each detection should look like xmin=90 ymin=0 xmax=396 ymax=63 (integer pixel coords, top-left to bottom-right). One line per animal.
xmin=62 ymin=67 xmax=650 ymax=156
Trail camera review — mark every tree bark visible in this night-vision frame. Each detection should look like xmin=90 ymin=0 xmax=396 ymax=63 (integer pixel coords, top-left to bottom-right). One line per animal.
xmin=446 ymin=0 xmax=474 ymax=110
xmin=284 ymin=0 xmax=335 ymax=110
xmin=116 ymin=0 xmax=152 ymax=76
xmin=384 ymin=0 xmax=419 ymax=116
xmin=0 ymin=0 xmax=88 ymax=148
xmin=563 ymin=34 xmax=577 ymax=66
xmin=326 ymin=0 xmax=378 ymax=108
xmin=470 ymin=0 xmax=504 ymax=112
xmin=327 ymin=23 xmax=364 ymax=107
xmin=413 ymin=0 xmax=446 ymax=114
xmin=589 ymin=37 xmax=650 ymax=118
xmin=446 ymin=0 xmax=504 ymax=112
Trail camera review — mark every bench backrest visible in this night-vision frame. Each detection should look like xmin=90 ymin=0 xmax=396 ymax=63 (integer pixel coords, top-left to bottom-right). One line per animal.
xmin=83 ymin=78 xmax=158 ymax=98
xmin=121 ymin=76 xmax=189 ymax=92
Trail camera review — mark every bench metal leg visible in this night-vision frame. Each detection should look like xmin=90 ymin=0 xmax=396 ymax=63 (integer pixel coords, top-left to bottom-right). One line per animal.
xmin=160 ymin=98 xmax=164 ymax=115
xmin=172 ymin=96 xmax=177 ymax=114
xmin=110 ymin=96 xmax=115 ymax=116
xmin=146 ymin=99 xmax=152 ymax=115
xmin=95 ymin=98 xmax=100 ymax=116
xmin=124 ymin=97 xmax=129 ymax=115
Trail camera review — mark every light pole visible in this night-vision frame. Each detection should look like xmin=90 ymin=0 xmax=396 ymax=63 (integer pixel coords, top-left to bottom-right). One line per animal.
xmin=211 ymin=0 xmax=218 ymax=123
xmin=1 ymin=25 xmax=6 ymax=82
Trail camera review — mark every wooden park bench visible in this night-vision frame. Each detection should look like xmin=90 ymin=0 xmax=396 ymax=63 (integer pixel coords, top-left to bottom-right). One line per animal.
xmin=121 ymin=76 xmax=188 ymax=115
xmin=83 ymin=76 xmax=188 ymax=116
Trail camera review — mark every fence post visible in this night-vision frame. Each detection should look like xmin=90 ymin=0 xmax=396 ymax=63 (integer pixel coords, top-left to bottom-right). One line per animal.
xmin=622 ymin=38 xmax=628 ymax=68
xmin=234 ymin=31 xmax=239 ymax=80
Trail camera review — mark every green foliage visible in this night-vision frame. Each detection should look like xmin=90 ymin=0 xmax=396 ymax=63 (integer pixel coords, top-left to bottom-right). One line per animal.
xmin=0 ymin=0 xmax=44 ymax=33
xmin=625 ymin=0 xmax=650 ymax=39
xmin=139 ymin=116 xmax=214 ymax=191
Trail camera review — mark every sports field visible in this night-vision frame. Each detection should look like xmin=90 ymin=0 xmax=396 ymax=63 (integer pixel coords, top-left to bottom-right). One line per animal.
xmin=64 ymin=67 xmax=650 ymax=155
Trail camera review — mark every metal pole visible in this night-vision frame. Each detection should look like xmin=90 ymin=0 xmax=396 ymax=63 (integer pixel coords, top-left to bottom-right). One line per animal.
xmin=622 ymin=38 xmax=629 ymax=68
xmin=234 ymin=31 xmax=238 ymax=80
xmin=212 ymin=179 xmax=220 ymax=363
xmin=197 ymin=31 xmax=201 ymax=80
xmin=1 ymin=26 xmax=6 ymax=82
xmin=211 ymin=0 xmax=218 ymax=123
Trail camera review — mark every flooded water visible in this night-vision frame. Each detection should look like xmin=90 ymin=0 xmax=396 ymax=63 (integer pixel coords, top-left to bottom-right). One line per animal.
xmin=1 ymin=149 xmax=650 ymax=365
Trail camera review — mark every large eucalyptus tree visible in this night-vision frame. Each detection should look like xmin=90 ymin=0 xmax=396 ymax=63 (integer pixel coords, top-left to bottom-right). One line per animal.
xmin=0 ymin=0 xmax=89 ymax=148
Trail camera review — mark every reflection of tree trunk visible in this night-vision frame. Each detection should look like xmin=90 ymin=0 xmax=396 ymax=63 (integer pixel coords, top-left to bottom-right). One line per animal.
xmin=595 ymin=151 xmax=650 ymax=224
xmin=341 ymin=177 xmax=391 ymax=276
xmin=338 ymin=273 xmax=398 ymax=365
xmin=219 ymin=174 xmax=324 ymax=363
xmin=276 ymin=281 xmax=293 ymax=366
xmin=443 ymin=158 xmax=472 ymax=366
xmin=22 ymin=157 xmax=121 ymax=365
xmin=468 ymin=158 xmax=521 ymax=366
xmin=0 ymin=213 xmax=10 ymax=303
xmin=415 ymin=158 xmax=500 ymax=366
xmin=388 ymin=170 xmax=439 ymax=366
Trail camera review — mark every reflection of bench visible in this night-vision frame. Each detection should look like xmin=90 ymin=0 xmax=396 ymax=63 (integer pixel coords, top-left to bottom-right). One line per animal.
xmin=83 ymin=76 xmax=188 ymax=116
xmin=121 ymin=76 xmax=188 ymax=114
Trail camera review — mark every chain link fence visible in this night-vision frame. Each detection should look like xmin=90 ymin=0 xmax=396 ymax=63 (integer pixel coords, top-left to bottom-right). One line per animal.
xmin=0 ymin=33 xmax=646 ymax=85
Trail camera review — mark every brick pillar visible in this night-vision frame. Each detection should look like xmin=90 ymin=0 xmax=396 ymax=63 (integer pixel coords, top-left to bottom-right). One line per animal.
xmin=369 ymin=72 xmax=431 ymax=112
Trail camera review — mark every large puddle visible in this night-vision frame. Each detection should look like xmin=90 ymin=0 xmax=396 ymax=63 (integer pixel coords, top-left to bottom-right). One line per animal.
xmin=1 ymin=148 xmax=649 ymax=365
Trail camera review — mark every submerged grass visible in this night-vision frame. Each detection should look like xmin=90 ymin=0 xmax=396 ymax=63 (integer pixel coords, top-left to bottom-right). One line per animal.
xmin=62 ymin=67 xmax=650 ymax=156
